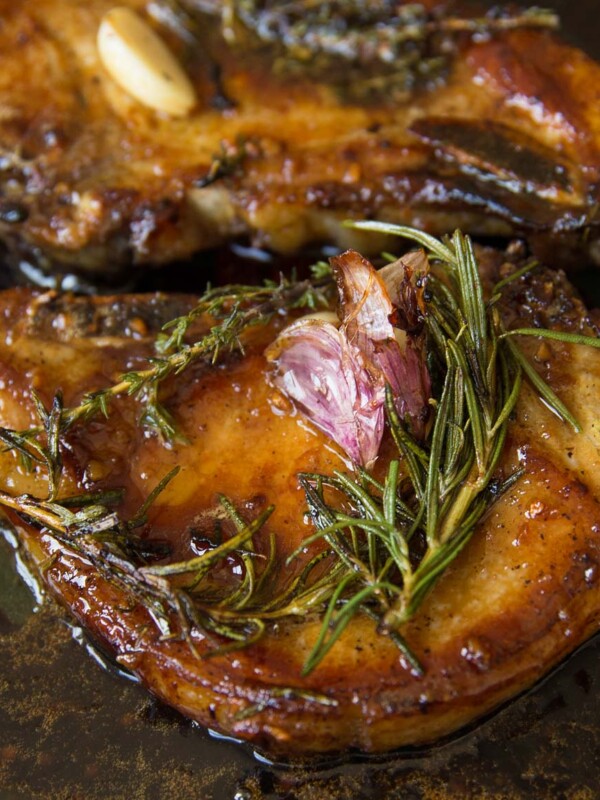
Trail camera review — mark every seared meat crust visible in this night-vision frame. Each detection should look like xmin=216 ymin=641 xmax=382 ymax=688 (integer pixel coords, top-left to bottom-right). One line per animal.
xmin=1 ymin=254 xmax=600 ymax=754
xmin=1 ymin=0 xmax=600 ymax=277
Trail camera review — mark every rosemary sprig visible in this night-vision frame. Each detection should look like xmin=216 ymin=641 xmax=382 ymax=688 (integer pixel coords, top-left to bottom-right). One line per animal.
xmin=0 ymin=391 xmax=64 ymax=501
xmin=292 ymin=221 xmax=600 ymax=670
xmin=0 ymin=478 xmax=326 ymax=658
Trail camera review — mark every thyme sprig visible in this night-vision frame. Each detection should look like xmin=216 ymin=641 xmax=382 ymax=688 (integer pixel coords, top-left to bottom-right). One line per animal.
xmin=83 ymin=275 xmax=328 ymax=437
xmin=5 ymin=272 xmax=331 ymax=446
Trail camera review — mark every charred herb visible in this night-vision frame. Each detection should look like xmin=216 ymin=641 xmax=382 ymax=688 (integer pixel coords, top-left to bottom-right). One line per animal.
xmin=0 ymin=477 xmax=273 ymax=652
xmin=194 ymin=139 xmax=251 ymax=188
xmin=1 ymin=470 xmax=344 ymax=658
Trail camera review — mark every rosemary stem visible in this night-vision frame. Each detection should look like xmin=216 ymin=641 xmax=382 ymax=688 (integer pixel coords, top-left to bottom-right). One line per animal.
xmin=437 ymin=463 xmax=483 ymax=545
xmin=0 ymin=491 xmax=66 ymax=532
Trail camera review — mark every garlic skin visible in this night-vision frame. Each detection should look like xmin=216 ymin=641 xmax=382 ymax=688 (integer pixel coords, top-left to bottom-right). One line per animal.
xmin=266 ymin=249 xmax=431 ymax=467
xmin=331 ymin=249 xmax=431 ymax=441
xmin=266 ymin=319 xmax=385 ymax=468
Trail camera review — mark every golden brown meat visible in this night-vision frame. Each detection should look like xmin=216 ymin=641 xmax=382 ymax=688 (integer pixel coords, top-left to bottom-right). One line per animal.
xmin=0 ymin=0 xmax=599 ymax=278
xmin=1 ymin=250 xmax=600 ymax=755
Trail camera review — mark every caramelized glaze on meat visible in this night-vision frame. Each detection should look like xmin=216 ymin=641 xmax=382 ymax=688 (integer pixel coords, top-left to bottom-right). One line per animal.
xmin=1 ymin=252 xmax=600 ymax=754
xmin=0 ymin=0 xmax=599 ymax=277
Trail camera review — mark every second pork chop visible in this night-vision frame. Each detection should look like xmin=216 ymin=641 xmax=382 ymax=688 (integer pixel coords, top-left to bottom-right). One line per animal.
xmin=1 ymin=0 xmax=599 ymax=278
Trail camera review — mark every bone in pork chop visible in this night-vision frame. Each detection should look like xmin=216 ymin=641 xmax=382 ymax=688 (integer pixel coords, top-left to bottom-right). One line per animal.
xmin=1 ymin=239 xmax=600 ymax=755
xmin=0 ymin=0 xmax=599 ymax=279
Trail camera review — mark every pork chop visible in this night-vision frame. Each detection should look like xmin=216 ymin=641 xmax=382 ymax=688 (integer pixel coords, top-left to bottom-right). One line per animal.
xmin=0 ymin=241 xmax=599 ymax=754
xmin=1 ymin=0 xmax=600 ymax=280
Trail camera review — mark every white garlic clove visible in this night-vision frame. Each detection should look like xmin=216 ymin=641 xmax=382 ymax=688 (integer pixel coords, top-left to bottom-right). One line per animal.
xmin=97 ymin=6 xmax=196 ymax=117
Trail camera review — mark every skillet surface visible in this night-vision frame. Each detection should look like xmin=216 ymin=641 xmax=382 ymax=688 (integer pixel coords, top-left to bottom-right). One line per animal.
xmin=1 ymin=1 xmax=600 ymax=797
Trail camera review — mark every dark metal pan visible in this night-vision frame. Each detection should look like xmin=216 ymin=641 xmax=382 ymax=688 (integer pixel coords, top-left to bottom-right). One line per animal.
xmin=1 ymin=1 xmax=599 ymax=797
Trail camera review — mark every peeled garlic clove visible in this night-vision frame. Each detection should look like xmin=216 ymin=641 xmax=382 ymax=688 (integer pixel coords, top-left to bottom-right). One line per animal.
xmin=97 ymin=7 xmax=196 ymax=117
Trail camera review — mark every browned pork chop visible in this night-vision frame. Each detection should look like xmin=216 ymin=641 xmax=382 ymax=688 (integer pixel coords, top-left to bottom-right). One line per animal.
xmin=1 ymin=0 xmax=600 ymax=278
xmin=1 ymin=250 xmax=600 ymax=754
